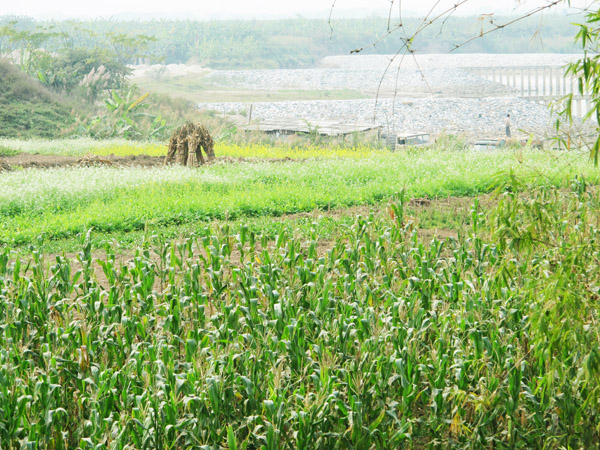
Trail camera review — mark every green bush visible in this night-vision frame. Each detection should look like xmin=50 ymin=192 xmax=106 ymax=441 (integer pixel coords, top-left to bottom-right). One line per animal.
xmin=0 ymin=145 xmax=18 ymax=156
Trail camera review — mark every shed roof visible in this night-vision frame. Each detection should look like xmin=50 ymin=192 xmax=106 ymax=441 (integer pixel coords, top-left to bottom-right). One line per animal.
xmin=242 ymin=118 xmax=381 ymax=136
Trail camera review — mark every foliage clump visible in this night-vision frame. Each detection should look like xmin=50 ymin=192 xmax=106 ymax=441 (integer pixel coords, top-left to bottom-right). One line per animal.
xmin=76 ymin=89 xmax=166 ymax=140
xmin=0 ymin=145 xmax=19 ymax=157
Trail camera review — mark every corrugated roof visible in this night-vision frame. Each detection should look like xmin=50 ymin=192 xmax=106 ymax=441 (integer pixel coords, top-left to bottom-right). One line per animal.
xmin=242 ymin=119 xmax=381 ymax=136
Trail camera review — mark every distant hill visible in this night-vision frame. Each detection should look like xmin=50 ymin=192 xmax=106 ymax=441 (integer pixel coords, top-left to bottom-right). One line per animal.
xmin=0 ymin=60 xmax=74 ymax=138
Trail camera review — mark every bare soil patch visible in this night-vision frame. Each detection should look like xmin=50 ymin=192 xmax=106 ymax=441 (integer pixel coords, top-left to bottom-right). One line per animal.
xmin=2 ymin=153 xmax=165 ymax=169
xmin=0 ymin=158 xmax=11 ymax=172
xmin=0 ymin=153 xmax=298 ymax=170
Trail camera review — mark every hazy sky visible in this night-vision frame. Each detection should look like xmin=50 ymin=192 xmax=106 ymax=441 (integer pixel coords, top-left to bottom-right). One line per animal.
xmin=1 ymin=0 xmax=589 ymax=20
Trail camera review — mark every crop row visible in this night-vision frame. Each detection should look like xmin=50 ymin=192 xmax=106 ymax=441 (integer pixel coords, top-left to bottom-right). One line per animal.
xmin=0 ymin=149 xmax=596 ymax=245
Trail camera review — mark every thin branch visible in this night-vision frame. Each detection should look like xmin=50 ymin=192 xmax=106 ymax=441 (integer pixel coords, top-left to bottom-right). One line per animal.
xmin=436 ymin=4 xmax=459 ymax=38
xmin=328 ymin=0 xmax=337 ymax=39
xmin=335 ymin=0 xmax=584 ymax=139
xmin=387 ymin=0 xmax=395 ymax=32
xmin=450 ymin=0 xmax=564 ymax=52
xmin=372 ymin=1 xmax=469 ymax=119
xmin=352 ymin=0 xmax=469 ymax=54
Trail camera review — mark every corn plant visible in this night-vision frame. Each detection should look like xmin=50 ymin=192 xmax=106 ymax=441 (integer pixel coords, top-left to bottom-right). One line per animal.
xmin=0 ymin=180 xmax=599 ymax=449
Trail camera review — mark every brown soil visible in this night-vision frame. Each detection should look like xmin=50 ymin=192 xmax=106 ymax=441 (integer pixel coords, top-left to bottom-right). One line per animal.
xmin=0 ymin=158 xmax=11 ymax=172
xmin=0 ymin=153 xmax=298 ymax=170
xmin=2 ymin=153 xmax=165 ymax=169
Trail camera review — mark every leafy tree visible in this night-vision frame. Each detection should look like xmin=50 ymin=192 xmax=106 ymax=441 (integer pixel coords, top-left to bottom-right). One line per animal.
xmin=0 ymin=21 xmax=66 ymax=79
xmin=564 ymin=4 xmax=600 ymax=162
xmin=0 ymin=20 xmax=151 ymax=101
xmin=105 ymin=31 xmax=158 ymax=65
xmin=0 ymin=15 xmax=585 ymax=68
xmin=42 ymin=47 xmax=130 ymax=96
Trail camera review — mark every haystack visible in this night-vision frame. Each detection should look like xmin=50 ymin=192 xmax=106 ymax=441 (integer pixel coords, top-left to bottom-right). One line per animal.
xmin=164 ymin=122 xmax=214 ymax=166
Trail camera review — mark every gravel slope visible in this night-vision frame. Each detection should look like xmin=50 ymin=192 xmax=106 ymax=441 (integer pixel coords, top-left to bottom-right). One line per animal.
xmin=155 ymin=53 xmax=583 ymax=138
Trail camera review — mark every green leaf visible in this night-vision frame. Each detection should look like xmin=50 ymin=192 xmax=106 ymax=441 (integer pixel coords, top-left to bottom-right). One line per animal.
xmin=227 ymin=425 xmax=237 ymax=450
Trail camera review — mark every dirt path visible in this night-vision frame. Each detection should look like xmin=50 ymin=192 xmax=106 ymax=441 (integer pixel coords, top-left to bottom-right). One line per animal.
xmin=0 ymin=154 xmax=298 ymax=170
xmin=2 ymin=153 xmax=165 ymax=169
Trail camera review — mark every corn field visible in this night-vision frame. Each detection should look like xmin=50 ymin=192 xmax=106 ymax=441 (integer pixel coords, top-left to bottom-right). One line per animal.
xmin=0 ymin=179 xmax=599 ymax=449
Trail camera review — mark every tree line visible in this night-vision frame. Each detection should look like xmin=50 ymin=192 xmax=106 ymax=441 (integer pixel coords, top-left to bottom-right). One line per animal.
xmin=0 ymin=14 xmax=584 ymax=71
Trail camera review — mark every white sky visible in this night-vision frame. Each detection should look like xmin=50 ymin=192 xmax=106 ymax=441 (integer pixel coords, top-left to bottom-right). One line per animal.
xmin=0 ymin=0 xmax=590 ymax=20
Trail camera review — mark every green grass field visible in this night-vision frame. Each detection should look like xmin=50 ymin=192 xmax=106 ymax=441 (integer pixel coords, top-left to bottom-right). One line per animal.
xmin=0 ymin=146 xmax=594 ymax=245
xmin=1 ymin=140 xmax=599 ymax=448
xmin=0 ymin=138 xmax=167 ymax=157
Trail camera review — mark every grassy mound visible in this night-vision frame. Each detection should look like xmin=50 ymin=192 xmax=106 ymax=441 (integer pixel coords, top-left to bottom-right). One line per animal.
xmin=0 ymin=60 xmax=74 ymax=138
